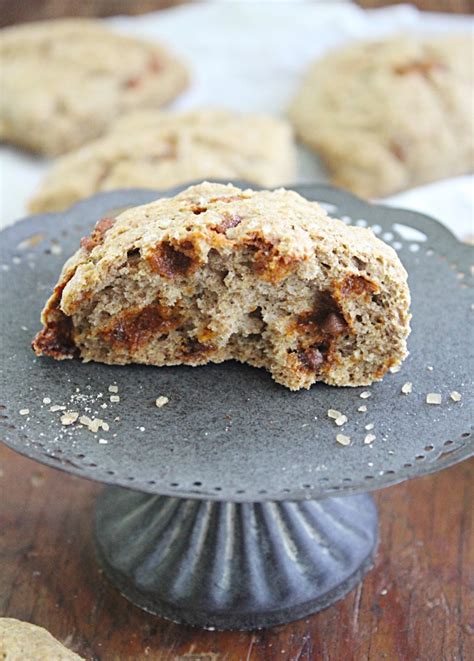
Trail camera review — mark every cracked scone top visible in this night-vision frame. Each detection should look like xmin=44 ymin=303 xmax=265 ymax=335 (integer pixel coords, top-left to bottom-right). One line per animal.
xmin=0 ymin=19 xmax=188 ymax=155
xmin=33 ymin=183 xmax=411 ymax=390
xmin=288 ymin=35 xmax=474 ymax=197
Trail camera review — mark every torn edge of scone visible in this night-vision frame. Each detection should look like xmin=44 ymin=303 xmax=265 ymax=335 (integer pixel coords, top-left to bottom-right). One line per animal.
xmin=32 ymin=217 xmax=116 ymax=359
xmin=32 ymin=279 xmax=79 ymax=359
xmin=31 ymin=183 xmax=411 ymax=390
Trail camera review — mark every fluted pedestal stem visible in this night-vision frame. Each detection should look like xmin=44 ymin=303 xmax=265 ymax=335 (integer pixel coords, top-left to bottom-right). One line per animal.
xmin=95 ymin=488 xmax=377 ymax=629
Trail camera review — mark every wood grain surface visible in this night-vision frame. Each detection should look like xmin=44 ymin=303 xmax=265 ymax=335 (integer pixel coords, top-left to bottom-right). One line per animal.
xmin=357 ymin=0 xmax=473 ymax=12
xmin=0 ymin=0 xmax=472 ymax=26
xmin=1 ymin=443 xmax=472 ymax=660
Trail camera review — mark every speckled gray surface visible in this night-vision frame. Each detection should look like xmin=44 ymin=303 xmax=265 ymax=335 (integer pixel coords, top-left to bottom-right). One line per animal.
xmin=0 ymin=183 xmax=472 ymax=502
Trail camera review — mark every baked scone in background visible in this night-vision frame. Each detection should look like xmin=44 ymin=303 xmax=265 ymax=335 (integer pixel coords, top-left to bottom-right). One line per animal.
xmin=0 ymin=618 xmax=83 ymax=660
xmin=288 ymin=35 xmax=474 ymax=198
xmin=28 ymin=109 xmax=297 ymax=213
xmin=33 ymin=182 xmax=410 ymax=391
xmin=0 ymin=19 xmax=189 ymax=156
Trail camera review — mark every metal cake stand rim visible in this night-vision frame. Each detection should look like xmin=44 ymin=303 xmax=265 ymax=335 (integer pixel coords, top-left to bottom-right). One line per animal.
xmin=1 ymin=433 xmax=472 ymax=502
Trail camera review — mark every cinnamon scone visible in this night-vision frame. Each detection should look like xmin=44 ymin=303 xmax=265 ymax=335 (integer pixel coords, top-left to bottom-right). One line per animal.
xmin=32 ymin=183 xmax=411 ymax=390
xmin=0 ymin=618 xmax=83 ymax=660
xmin=288 ymin=35 xmax=474 ymax=198
xmin=29 ymin=109 xmax=296 ymax=213
xmin=0 ymin=19 xmax=188 ymax=155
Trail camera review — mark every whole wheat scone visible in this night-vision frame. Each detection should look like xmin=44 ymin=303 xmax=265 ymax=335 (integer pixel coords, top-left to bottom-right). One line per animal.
xmin=0 ymin=618 xmax=83 ymax=660
xmin=288 ymin=35 xmax=474 ymax=198
xmin=0 ymin=19 xmax=188 ymax=156
xmin=29 ymin=109 xmax=296 ymax=213
xmin=32 ymin=183 xmax=410 ymax=390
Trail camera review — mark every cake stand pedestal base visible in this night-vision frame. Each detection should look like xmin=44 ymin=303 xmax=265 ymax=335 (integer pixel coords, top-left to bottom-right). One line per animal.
xmin=94 ymin=487 xmax=378 ymax=630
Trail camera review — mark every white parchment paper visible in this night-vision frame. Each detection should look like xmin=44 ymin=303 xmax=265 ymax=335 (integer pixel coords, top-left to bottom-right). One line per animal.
xmin=1 ymin=1 xmax=472 ymax=238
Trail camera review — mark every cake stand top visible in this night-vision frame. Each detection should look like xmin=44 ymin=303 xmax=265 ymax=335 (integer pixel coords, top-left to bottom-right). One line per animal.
xmin=0 ymin=183 xmax=472 ymax=501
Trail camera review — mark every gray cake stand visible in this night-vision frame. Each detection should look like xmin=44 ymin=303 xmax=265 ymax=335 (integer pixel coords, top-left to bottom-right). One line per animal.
xmin=0 ymin=183 xmax=472 ymax=630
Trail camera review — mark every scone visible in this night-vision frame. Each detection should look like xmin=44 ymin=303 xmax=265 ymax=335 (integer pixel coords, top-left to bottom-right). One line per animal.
xmin=0 ymin=19 xmax=188 ymax=155
xmin=29 ymin=109 xmax=296 ymax=213
xmin=288 ymin=35 xmax=474 ymax=198
xmin=32 ymin=183 xmax=410 ymax=390
xmin=0 ymin=618 xmax=83 ymax=660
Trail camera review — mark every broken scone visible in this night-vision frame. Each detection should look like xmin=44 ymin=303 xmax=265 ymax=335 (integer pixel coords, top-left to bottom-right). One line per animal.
xmin=32 ymin=183 xmax=411 ymax=390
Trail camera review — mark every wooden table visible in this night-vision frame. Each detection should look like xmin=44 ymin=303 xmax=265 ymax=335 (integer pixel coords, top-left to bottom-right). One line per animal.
xmin=0 ymin=0 xmax=472 ymax=26
xmin=1 ymin=1 xmax=473 ymax=658
xmin=1 ymin=444 xmax=472 ymax=659
xmin=357 ymin=0 xmax=472 ymax=12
